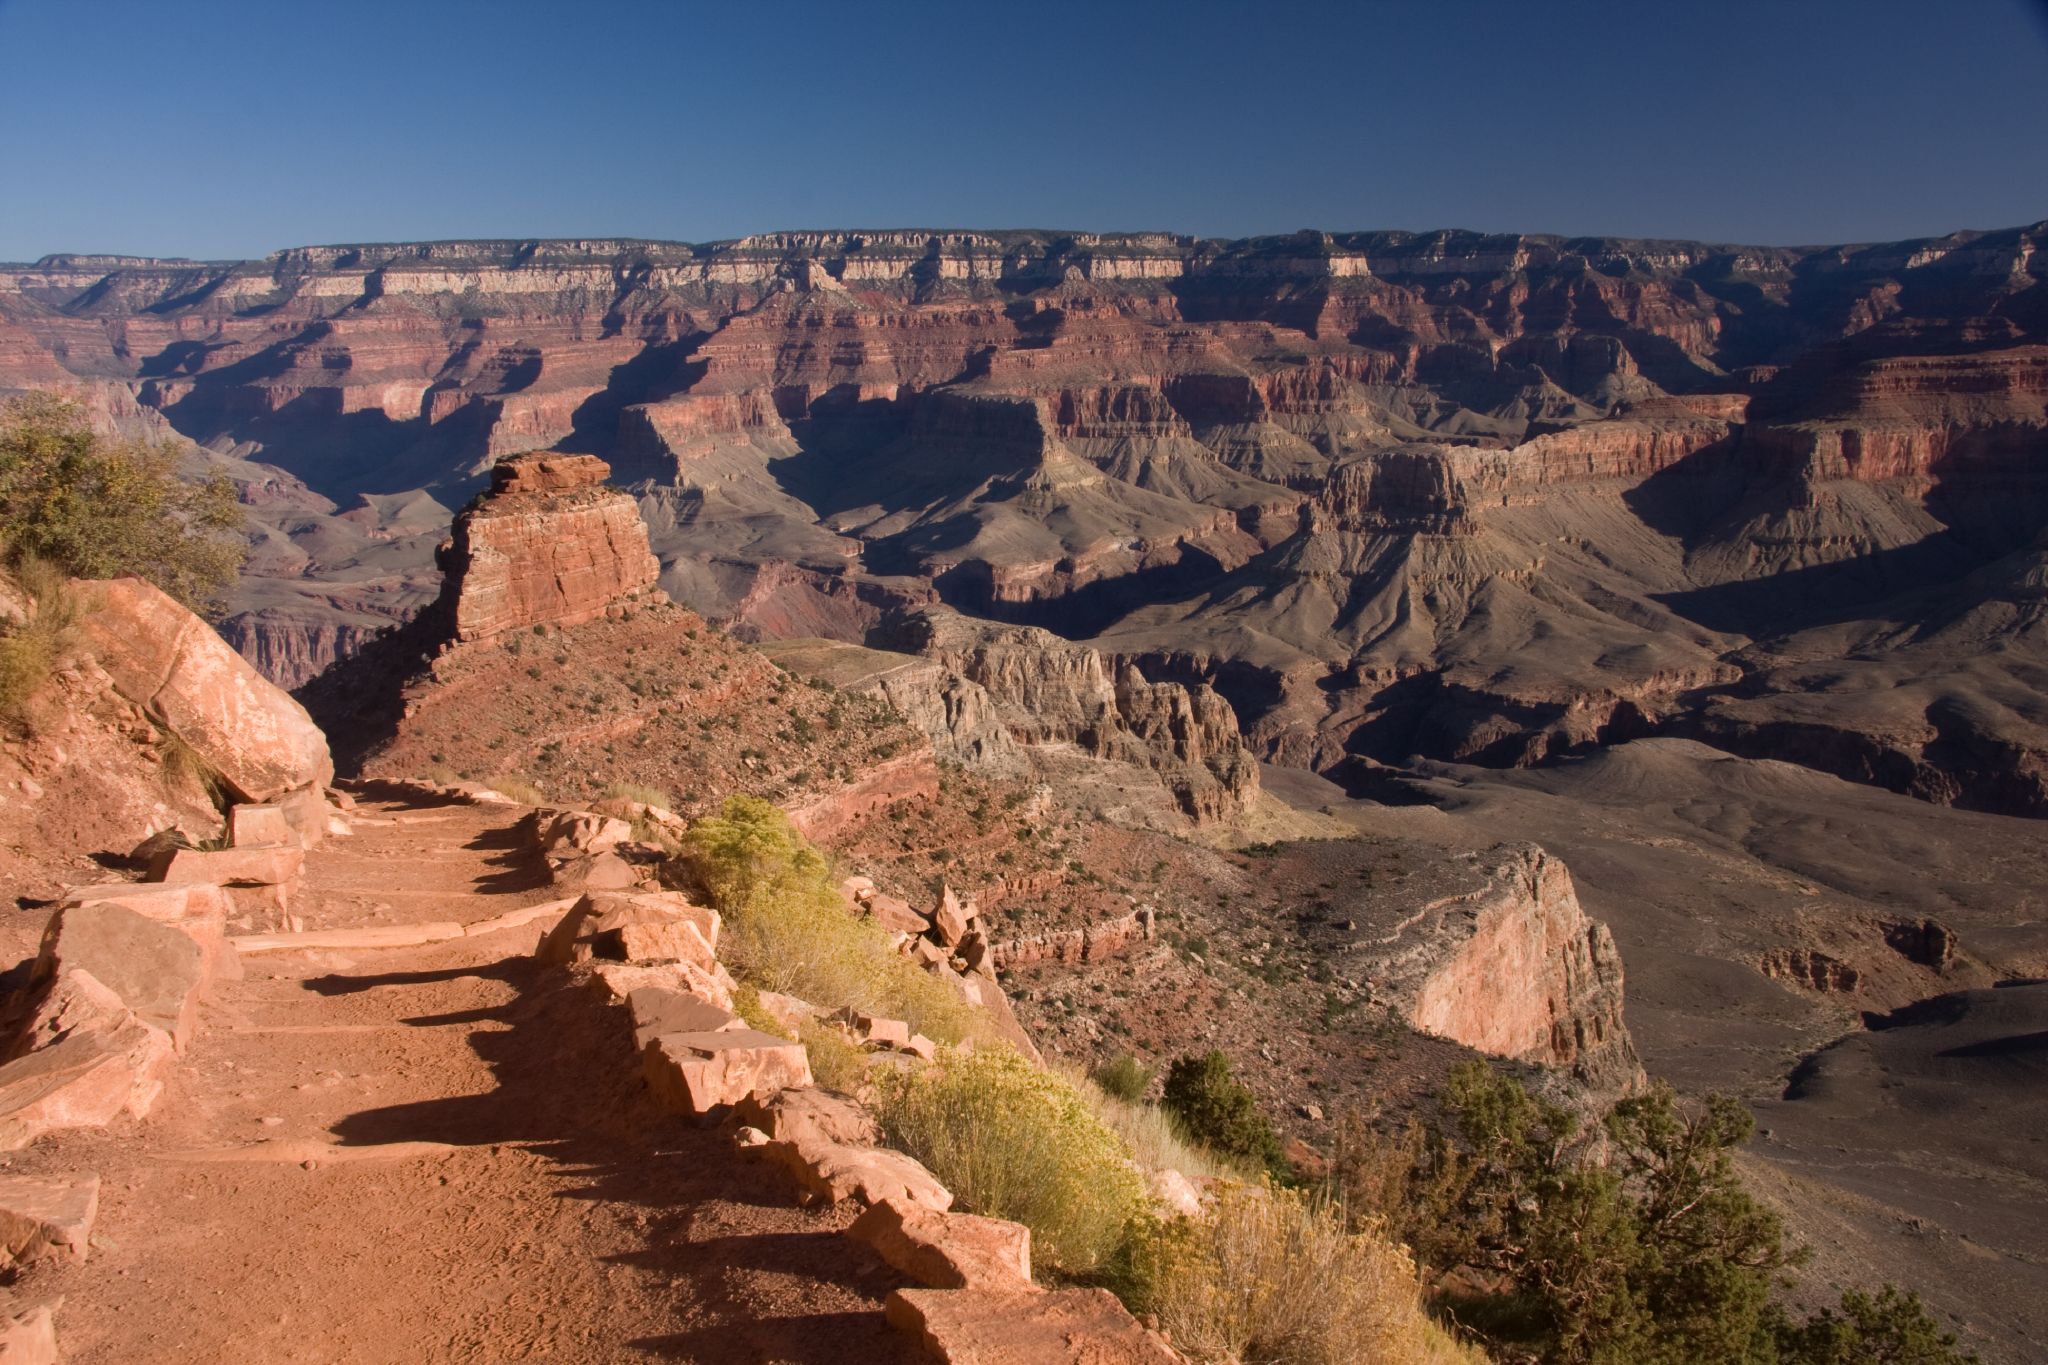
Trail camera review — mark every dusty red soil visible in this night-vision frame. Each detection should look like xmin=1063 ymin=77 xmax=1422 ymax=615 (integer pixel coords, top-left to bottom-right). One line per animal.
xmin=3 ymin=796 xmax=916 ymax=1364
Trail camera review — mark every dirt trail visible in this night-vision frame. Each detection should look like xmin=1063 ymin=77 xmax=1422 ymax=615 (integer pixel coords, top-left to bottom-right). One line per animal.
xmin=8 ymin=796 xmax=916 ymax=1364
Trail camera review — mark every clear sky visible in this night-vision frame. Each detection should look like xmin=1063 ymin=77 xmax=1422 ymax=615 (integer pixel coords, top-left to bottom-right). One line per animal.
xmin=2 ymin=0 xmax=2044 ymax=262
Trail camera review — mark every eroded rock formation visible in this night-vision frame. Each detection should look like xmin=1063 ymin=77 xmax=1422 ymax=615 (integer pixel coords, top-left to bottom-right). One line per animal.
xmin=439 ymin=454 xmax=660 ymax=642
xmin=1374 ymin=845 xmax=1642 ymax=1091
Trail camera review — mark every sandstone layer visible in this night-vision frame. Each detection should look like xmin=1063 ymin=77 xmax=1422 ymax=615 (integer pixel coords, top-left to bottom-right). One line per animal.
xmin=6 ymin=225 xmax=2047 ymax=811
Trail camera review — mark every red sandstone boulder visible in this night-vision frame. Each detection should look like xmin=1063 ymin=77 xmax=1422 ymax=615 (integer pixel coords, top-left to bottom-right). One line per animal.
xmin=754 ymin=1131 xmax=952 ymax=1212
xmin=0 ymin=1304 xmax=58 ymax=1365
xmin=0 ymin=1173 xmax=99 ymax=1267
xmin=626 ymin=987 xmax=740 ymax=1049
xmin=227 ymin=803 xmax=297 ymax=848
xmin=583 ymin=959 xmax=737 ymax=1012
xmin=0 ymin=1013 xmax=174 ymax=1150
xmin=18 ymin=902 xmax=207 ymax=1053
xmin=642 ymin=1028 xmax=811 ymax=1116
xmin=848 ymin=1198 xmax=1033 ymax=1292
xmin=70 ymin=577 xmax=333 ymax=803
xmin=732 ymin=1086 xmax=878 ymax=1148
xmin=57 ymin=882 xmax=232 ymax=984
xmin=537 ymin=891 xmax=720 ymax=970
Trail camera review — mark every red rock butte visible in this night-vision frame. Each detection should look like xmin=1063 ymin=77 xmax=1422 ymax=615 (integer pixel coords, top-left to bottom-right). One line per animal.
xmin=438 ymin=452 xmax=660 ymax=642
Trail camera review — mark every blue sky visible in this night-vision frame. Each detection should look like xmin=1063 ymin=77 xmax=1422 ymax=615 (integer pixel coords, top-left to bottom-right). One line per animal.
xmin=1 ymin=0 xmax=2044 ymax=261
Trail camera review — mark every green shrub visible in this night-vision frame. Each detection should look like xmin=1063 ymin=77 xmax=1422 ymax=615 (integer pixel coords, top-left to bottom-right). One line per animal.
xmin=1162 ymin=1051 xmax=1285 ymax=1174
xmin=0 ymin=395 xmax=245 ymax=615
xmin=1064 ymin=1069 xmax=1232 ymax=1185
xmin=1123 ymin=1183 xmax=1483 ymax=1365
xmin=876 ymin=1045 xmax=1147 ymax=1276
xmin=1337 ymin=1062 xmax=1981 ymax=1365
xmin=1091 ymin=1052 xmax=1153 ymax=1103
xmin=680 ymin=795 xmax=983 ymax=1044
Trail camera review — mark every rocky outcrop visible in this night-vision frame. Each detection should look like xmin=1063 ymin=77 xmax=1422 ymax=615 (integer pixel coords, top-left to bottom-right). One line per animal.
xmin=0 ymin=570 xmax=335 ymax=894
xmin=438 ymin=454 xmax=660 ymax=642
xmin=1376 ymin=845 xmax=1642 ymax=1091
xmin=885 ymin=608 xmax=1260 ymax=823
xmin=988 ymin=908 xmax=1155 ymax=971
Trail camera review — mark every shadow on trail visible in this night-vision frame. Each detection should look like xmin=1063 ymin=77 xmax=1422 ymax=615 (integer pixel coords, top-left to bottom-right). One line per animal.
xmin=318 ymin=954 xmax=917 ymax=1364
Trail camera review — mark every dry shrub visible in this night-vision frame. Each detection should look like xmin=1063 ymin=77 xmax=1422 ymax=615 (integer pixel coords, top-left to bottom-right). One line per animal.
xmin=1057 ymin=1062 xmax=1233 ymax=1185
xmin=796 ymin=1016 xmax=871 ymax=1094
xmin=0 ymin=558 xmax=74 ymax=728
xmin=681 ymin=794 xmax=983 ymax=1044
xmin=1134 ymin=1184 xmax=1477 ymax=1365
xmin=482 ymin=773 xmax=548 ymax=806
xmin=877 ymin=1045 xmax=1147 ymax=1276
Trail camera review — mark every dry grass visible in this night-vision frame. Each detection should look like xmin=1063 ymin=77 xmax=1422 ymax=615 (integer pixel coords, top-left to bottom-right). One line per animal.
xmin=1056 ymin=1062 xmax=1234 ymax=1185
xmin=480 ymin=773 xmax=549 ymax=806
xmin=1131 ymin=1184 xmax=1484 ymax=1365
xmin=877 ymin=1045 xmax=1148 ymax=1277
xmin=0 ymin=558 xmax=74 ymax=729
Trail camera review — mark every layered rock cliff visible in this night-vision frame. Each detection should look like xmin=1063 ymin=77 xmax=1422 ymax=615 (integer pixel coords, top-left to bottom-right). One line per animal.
xmin=439 ymin=454 xmax=661 ymax=642
xmin=1383 ymin=845 xmax=1642 ymax=1091
xmin=6 ymin=223 xmax=2047 ymax=812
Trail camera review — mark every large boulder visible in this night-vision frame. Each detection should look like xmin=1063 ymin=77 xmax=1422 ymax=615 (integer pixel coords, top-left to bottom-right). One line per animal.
xmin=16 ymin=902 xmax=206 ymax=1054
xmin=70 ymin=577 xmax=333 ymax=803
xmin=642 ymin=1028 xmax=811 ymax=1116
xmin=849 ymin=1198 xmax=1033 ymax=1292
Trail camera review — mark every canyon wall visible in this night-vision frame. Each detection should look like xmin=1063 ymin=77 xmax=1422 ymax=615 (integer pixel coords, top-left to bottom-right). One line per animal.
xmin=4 ymin=222 xmax=2045 ymax=812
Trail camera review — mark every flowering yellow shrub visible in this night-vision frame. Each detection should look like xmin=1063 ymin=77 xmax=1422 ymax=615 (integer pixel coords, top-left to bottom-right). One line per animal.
xmin=877 ymin=1044 xmax=1147 ymax=1276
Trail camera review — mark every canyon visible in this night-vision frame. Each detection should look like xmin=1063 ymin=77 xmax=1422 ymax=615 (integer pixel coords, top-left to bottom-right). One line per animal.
xmin=2 ymin=221 xmax=2046 ymax=1360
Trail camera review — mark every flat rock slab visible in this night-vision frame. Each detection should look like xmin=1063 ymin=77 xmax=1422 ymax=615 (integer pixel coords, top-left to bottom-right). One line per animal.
xmin=29 ymin=901 xmax=206 ymax=1049
xmin=229 ymin=803 xmax=298 ymax=849
xmin=886 ymin=1287 xmax=1182 ymax=1364
xmin=643 ymin=1028 xmax=810 ymax=1116
xmin=232 ymin=922 xmax=466 ymax=954
xmin=0 ymin=1304 xmax=58 ymax=1365
xmin=59 ymin=881 xmax=231 ymax=982
xmin=0 ymin=1016 xmax=172 ymax=1150
xmin=0 ymin=1172 xmax=99 ymax=1266
xmin=627 ymin=988 xmax=740 ymax=1051
xmin=849 ymin=1197 xmax=1033 ymax=1291
xmin=151 ymin=843 xmax=304 ymax=888
xmin=759 ymin=1133 xmax=951 ymax=1213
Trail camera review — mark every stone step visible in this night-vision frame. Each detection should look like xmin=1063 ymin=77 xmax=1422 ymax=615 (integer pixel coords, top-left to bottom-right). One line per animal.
xmin=885 ymin=1287 xmax=1182 ymax=1364
xmin=848 ymin=1197 xmax=1033 ymax=1292
xmin=641 ymin=1028 xmax=811 ymax=1117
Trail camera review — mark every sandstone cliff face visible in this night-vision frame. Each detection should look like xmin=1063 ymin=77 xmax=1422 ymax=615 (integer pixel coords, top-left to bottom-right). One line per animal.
xmin=1373 ymin=845 xmax=1642 ymax=1091
xmin=439 ymin=455 xmax=661 ymax=642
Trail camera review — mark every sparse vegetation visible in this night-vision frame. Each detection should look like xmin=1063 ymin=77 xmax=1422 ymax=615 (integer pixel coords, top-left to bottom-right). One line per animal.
xmin=480 ymin=773 xmax=547 ymax=805
xmin=0 ymin=557 xmax=74 ymax=727
xmin=1163 ymin=1050 xmax=1286 ymax=1175
xmin=0 ymin=394 xmax=245 ymax=615
xmin=679 ymin=794 xmax=984 ymax=1044
xmin=1090 ymin=1052 xmax=1153 ymax=1103
xmin=1334 ymin=1062 xmax=1980 ymax=1365
xmin=1123 ymin=1183 xmax=1484 ymax=1365
xmin=876 ymin=1044 xmax=1148 ymax=1276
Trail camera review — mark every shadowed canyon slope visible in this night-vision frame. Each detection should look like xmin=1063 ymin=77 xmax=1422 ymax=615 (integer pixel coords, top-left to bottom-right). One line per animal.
xmin=4 ymin=224 xmax=2047 ymax=816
